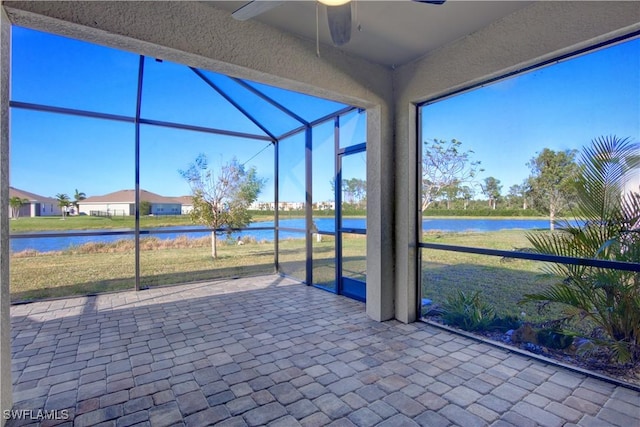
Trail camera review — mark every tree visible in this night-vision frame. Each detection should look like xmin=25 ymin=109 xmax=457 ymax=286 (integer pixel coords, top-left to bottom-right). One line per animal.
xmin=180 ymin=154 xmax=265 ymax=259
xmin=331 ymin=177 xmax=366 ymax=208
xmin=73 ymin=189 xmax=86 ymax=215
xmin=343 ymin=178 xmax=366 ymax=207
xmin=422 ymin=139 xmax=482 ymax=210
xmin=481 ymin=176 xmax=502 ymax=209
xmin=506 ymin=184 xmax=522 ymax=208
xmin=55 ymin=193 xmax=71 ymax=219
xmin=507 ymin=182 xmax=531 ymax=209
xmin=9 ymin=196 xmax=28 ymax=219
xmin=522 ymin=136 xmax=640 ymax=362
xmin=140 ymin=200 xmax=152 ymax=216
xmin=460 ymin=186 xmax=475 ymax=210
xmin=441 ymin=181 xmax=461 ymax=209
xmin=527 ymin=148 xmax=580 ymax=230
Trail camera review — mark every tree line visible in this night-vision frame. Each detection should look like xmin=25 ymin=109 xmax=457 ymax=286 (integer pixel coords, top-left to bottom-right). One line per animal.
xmin=422 ymin=138 xmax=583 ymax=229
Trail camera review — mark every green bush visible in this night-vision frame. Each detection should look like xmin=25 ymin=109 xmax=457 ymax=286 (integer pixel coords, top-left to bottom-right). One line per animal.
xmin=442 ymin=290 xmax=496 ymax=332
xmin=140 ymin=200 xmax=152 ymax=216
xmin=490 ymin=315 xmax=523 ymax=332
xmin=537 ymin=329 xmax=574 ymax=350
xmin=521 ymin=136 xmax=640 ymax=362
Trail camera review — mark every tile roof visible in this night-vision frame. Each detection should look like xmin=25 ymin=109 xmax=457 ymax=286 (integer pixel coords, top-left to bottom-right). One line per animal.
xmin=9 ymin=187 xmax=57 ymax=203
xmin=171 ymin=195 xmax=194 ymax=205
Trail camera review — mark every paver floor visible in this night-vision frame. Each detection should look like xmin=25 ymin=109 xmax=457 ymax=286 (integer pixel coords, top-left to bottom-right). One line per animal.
xmin=7 ymin=274 xmax=640 ymax=426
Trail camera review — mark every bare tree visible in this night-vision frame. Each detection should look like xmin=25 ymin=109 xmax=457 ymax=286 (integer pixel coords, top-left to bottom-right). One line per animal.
xmin=180 ymin=154 xmax=265 ymax=259
xmin=422 ymin=139 xmax=482 ymax=210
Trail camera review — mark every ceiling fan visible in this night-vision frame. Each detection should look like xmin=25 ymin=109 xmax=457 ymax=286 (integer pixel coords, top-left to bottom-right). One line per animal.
xmin=232 ymin=0 xmax=446 ymax=47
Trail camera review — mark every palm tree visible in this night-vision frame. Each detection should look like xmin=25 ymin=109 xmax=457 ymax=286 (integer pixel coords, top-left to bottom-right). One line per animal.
xmin=521 ymin=136 xmax=640 ymax=362
xmin=9 ymin=196 xmax=29 ymax=219
xmin=55 ymin=193 xmax=71 ymax=219
xmin=73 ymin=189 xmax=86 ymax=215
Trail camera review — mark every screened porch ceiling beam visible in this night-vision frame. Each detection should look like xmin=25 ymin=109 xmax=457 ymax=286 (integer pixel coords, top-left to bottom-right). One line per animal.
xmin=9 ymin=101 xmax=274 ymax=142
xmin=229 ymin=77 xmax=309 ymax=126
xmin=277 ymin=105 xmax=358 ymax=141
xmin=190 ymin=67 xmax=278 ymax=142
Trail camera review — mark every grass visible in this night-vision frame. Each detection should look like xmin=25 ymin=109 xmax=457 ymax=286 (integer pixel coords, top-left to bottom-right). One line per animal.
xmin=421 ymin=229 xmax=565 ymax=324
xmin=9 ymin=234 xmax=365 ymax=302
xmin=8 ymin=214 xmax=277 ymax=233
xmin=10 ymin=239 xmax=275 ymax=301
xmin=9 ymin=212 xmax=548 ymax=233
xmin=10 ymin=226 xmax=555 ymax=325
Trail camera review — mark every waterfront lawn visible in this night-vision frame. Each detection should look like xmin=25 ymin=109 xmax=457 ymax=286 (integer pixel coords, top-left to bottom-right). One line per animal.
xmin=8 ymin=213 xmax=276 ymax=233
xmin=421 ymin=229 xmax=562 ymax=323
xmin=9 ymin=237 xmax=352 ymax=302
xmin=10 ymin=229 xmax=555 ymax=324
xmin=10 ymin=239 xmax=272 ymax=301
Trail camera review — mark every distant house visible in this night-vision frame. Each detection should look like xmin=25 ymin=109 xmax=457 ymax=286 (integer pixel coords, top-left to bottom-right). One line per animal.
xmin=279 ymin=202 xmax=304 ymax=211
xmin=9 ymin=187 xmax=62 ymax=218
xmin=248 ymin=201 xmax=324 ymax=211
xmin=173 ymin=196 xmax=194 ymax=215
xmin=249 ymin=201 xmax=273 ymax=211
xmin=78 ymin=189 xmax=182 ymax=216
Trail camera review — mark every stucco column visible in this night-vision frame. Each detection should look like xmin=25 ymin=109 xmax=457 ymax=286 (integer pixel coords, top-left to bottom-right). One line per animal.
xmin=0 ymin=6 xmax=12 ymax=426
xmin=393 ymin=102 xmax=419 ymax=324
xmin=366 ymin=105 xmax=395 ymax=322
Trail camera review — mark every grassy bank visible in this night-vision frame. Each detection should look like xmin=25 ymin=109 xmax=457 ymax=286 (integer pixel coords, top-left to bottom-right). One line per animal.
xmin=8 ymin=212 xmax=334 ymax=233
xmin=9 ymin=229 xmax=544 ymax=317
xmin=8 ymin=214 xmax=277 ymax=233
xmin=9 ymin=234 xmax=362 ymax=302
xmin=423 ymin=208 xmax=543 ymax=217
xmin=10 ymin=211 xmax=552 ymax=233
xmin=10 ymin=226 xmax=555 ymax=327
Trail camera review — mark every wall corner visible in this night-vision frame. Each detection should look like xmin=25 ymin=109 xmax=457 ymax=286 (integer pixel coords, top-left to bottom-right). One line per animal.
xmin=0 ymin=6 xmax=13 ymax=426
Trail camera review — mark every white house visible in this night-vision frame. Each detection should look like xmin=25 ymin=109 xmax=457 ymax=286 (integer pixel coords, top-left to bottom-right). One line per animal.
xmin=78 ymin=189 xmax=182 ymax=216
xmin=9 ymin=187 xmax=62 ymax=218
xmin=174 ymin=196 xmax=193 ymax=215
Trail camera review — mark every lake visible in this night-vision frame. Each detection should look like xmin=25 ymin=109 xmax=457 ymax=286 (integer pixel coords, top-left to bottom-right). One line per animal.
xmin=10 ymin=217 xmax=550 ymax=253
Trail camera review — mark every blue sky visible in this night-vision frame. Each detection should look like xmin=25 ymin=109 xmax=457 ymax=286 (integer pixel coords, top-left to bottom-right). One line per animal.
xmin=10 ymin=26 xmax=359 ymax=203
xmin=9 ymin=26 xmax=640 ymax=203
xmin=422 ymin=37 xmax=640 ymax=192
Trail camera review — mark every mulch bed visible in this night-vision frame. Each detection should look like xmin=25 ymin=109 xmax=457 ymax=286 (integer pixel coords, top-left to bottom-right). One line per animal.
xmin=424 ymin=316 xmax=640 ymax=389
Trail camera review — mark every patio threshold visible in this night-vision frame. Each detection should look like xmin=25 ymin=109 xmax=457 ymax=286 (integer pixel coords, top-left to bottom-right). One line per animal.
xmin=8 ymin=274 xmax=640 ymax=426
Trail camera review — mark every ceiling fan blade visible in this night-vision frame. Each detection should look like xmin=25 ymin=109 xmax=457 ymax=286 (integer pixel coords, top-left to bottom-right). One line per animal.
xmin=326 ymin=2 xmax=352 ymax=46
xmin=413 ymin=0 xmax=447 ymax=4
xmin=232 ymin=1 xmax=284 ymax=21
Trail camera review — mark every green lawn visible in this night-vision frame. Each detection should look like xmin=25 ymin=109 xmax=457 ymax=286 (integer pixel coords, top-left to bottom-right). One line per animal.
xmin=421 ymin=229 xmax=563 ymax=324
xmin=9 ymin=235 xmax=365 ymax=302
xmin=10 ymin=227 xmax=553 ymax=324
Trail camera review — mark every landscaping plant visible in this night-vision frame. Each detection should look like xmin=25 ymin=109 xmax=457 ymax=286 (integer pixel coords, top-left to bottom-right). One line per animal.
xmin=441 ymin=290 xmax=496 ymax=332
xmin=521 ymin=136 xmax=640 ymax=362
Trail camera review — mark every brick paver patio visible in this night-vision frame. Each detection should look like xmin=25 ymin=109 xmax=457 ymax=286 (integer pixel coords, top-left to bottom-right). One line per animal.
xmin=7 ymin=275 xmax=640 ymax=426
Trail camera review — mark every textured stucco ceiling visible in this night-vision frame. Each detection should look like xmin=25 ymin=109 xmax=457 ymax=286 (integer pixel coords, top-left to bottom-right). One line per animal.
xmin=209 ymin=1 xmax=533 ymax=67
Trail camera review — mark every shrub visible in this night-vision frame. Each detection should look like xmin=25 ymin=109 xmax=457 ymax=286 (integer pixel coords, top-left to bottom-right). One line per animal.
xmin=521 ymin=136 xmax=640 ymax=362
xmin=490 ymin=315 xmax=522 ymax=332
xmin=442 ymin=290 xmax=496 ymax=332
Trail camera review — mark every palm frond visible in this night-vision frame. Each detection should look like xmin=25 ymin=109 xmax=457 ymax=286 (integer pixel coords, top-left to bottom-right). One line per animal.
xmin=522 ymin=135 xmax=640 ymax=362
